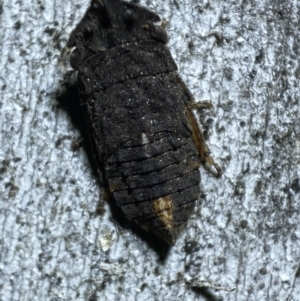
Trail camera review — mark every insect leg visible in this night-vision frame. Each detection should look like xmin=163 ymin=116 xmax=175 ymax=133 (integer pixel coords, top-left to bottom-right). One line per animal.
xmin=185 ymin=108 xmax=222 ymax=177
xmin=175 ymin=75 xmax=213 ymax=108
xmin=176 ymin=75 xmax=222 ymax=177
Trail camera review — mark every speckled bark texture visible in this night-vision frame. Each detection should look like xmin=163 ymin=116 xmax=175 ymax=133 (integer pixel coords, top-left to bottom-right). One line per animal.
xmin=1 ymin=0 xmax=300 ymax=300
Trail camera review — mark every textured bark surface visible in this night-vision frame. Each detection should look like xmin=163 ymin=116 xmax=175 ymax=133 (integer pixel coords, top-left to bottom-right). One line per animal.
xmin=1 ymin=0 xmax=300 ymax=300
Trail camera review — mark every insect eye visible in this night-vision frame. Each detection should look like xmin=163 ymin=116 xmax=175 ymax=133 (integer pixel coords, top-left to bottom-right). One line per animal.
xmin=123 ymin=9 xmax=136 ymax=27
xmin=91 ymin=3 xmax=100 ymax=9
xmin=84 ymin=26 xmax=93 ymax=39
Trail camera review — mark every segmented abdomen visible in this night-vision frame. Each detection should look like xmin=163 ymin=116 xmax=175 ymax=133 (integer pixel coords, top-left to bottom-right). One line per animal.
xmin=77 ymin=42 xmax=201 ymax=243
xmin=105 ymin=131 xmax=201 ymax=243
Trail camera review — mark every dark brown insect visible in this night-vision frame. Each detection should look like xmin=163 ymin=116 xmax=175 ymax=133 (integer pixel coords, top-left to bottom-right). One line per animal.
xmin=68 ymin=0 xmax=221 ymax=244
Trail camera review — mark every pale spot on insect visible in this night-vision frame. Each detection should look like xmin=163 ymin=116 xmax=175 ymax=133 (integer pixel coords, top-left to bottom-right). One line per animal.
xmin=152 ymin=195 xmax=173 ymax=229
xmin=141 ymin=132 xmax=150 ymax=144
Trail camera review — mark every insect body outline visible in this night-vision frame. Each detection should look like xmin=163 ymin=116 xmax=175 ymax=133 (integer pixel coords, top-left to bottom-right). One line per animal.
xmin=68 ymin=0 xmax=221 ymax=244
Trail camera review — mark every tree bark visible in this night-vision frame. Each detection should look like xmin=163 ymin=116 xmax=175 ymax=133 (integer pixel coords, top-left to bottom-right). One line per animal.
xmin=1 ymin=0 xmax=299 ymax=300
